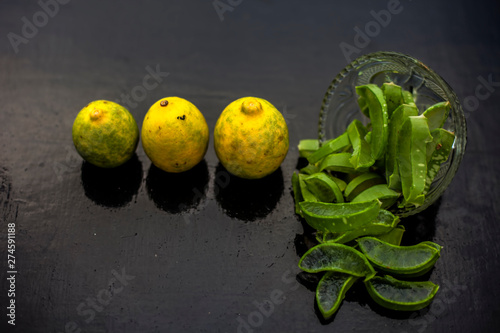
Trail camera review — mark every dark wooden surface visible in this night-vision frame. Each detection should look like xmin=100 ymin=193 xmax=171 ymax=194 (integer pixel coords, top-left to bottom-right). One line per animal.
xmin=1 ymin=1 xmax=499 ymax=332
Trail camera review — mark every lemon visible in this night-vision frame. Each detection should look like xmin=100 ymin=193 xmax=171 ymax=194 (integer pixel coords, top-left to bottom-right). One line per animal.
xmin=72 ymin=100 xmax=139 ymax=168
xmin=141 ymin=97 xmax=209 ymax=173
xmin=214 ymin=97 xmax=289 ymax=179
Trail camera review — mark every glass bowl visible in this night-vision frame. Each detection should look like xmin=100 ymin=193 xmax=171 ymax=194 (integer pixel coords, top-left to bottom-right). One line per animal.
xmin=318 ymin=51 xmax=467 ymax=217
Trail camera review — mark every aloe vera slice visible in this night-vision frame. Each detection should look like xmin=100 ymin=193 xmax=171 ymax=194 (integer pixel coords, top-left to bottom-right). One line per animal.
xmin=402 ymin=90 xmax=416 ymax=106
xmin=386 ymin=104 xmax=419 ymax=191
xmin=299 ymin=243 xmax=376 ymax=281
xmin=300 ymin=163 xmax=320 ymax=175
xmin=351 ymin=184 xmax=400 ymax=209
xmin=307 ymin=132 xmax=351 ymax=164
xmin=376 ymin=225 xmax=405 ymax=246
xmin=347 ymin=119 xmax=375 ymax=170
xmin=365 ymin=275 xmax=439 ymax=311
xmin=316 ymin=230 xmax=341 ymax=243
xmin=304 ymin=172 xmax=344 ymax=203
xmin=319 ymin=153 xmax=362 ymax=174
xmin=382 ymin=82 xmax=403 ymax=118
xmin=344 ymin=172 xmax=385 ymax=202
xmin=316 ymin=272 xmax=358 ymax=319
xmin=372 ymin=208 xmax=400 ymax=227
xmin=299 ymin=200 xmax=380 ymax=233
xmin=422 ymin=101 xmax=450 ymax=131
xmin=315 ymin=230 xmax=339 ymax=243
xmin=330 ymin=176 xmax=347 ymax=193
xmin=357 ymin=96 xmax=370 ymax=118
xmin=357 ymin=237 xmax=441 ymax=277
xmin=424 ymin=128 xmax=455 ymax=194
xmin=420 ymin=241 xmax=443 ymax=252
xmin=298 ymin=173 xmax=318 ymax=202
xmin=298 ymin=139 xmax=319 ymax=158
xmin=397 ymin=115 xmax=433 ymax=207
xmin=322 ymin=209 xmax=400 ymax=244
xmin=364 ymin=131 xmax=372 ymax=143
xmin=355 ymin=84 xmax=389 ymax=160
xmin=292 ymin=172 xmax=303 ymax=216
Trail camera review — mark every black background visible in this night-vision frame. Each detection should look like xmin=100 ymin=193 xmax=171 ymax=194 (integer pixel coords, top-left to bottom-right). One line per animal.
xmin=1 ymin=0 xmax=500 ymax=332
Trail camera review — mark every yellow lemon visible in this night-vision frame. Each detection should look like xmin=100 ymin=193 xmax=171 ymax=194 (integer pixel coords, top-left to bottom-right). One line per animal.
xmin=214 ymin=97 xmax=289 ymax=179
xmin=72 ymin=100 xmax=139 ymax=168
xmin=141 ymin=97 xmax=209 ymax=173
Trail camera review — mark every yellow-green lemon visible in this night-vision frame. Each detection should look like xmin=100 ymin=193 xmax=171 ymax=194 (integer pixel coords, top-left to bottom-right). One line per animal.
xmin=141 ymin=97 xmax=209 ymax=173
xmin=214 ymin=97 xmax=289 ymax=179
xmin=72 ymin=100 xmax=139 ymax=168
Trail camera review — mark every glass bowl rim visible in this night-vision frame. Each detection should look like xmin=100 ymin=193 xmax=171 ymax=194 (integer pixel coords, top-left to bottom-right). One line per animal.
xmin=317 ymin=51 xmax=467 ymax=217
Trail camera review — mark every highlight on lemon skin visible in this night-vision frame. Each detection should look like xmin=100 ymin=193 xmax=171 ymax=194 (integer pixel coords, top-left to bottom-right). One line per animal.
xmin=72 ymin=100 xmax=139 ymax=168
xmin=141 ymin=97 xmax=209 ymax=173
xmin=213 ymin=96 xmax=289 ymax=179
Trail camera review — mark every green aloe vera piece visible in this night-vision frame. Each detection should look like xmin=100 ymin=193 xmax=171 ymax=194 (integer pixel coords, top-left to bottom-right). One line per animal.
xmin=304 ymin=172 xmax=344 ymax=203
xmin=365 ymin=275 xmax=439 ymax=311
xmin=424 ymin=128 xmax=455 ymax=194
xmin=382 ymin=82 xmax=403 ymax=118
xmin=397 ymin=115 xmax=433 ymax=207
xmin=422 ymin=101 xmax=450 ymax=131
xmin=357 ymin=237 xmax=441 ymax=277
xmin=344 ymin=172 xmax=385 ymax=202
xmin=372 ymin=208 xmax=400 ymax=226
xmin=364 ymin=131 xmax=372 ymax=143
xmin=420 ymin=241 xmax=443 ymax=252
xmin=351 ymin=184 xmax=400 ymax=209
xmin=358 ymin=96 xmax=370 ymax=118
xmin=319 ymin=153 xmax=362 ymax=174
xmin=300 ymin=163 xmax=320 ymax=175
xmin=299 ymin=243 xmax=376 ymax=281
xmin=292 ymin=172 xmax=303 ymax=216
xmin=307 ymin=132 xmax=351 ymax=164
xmin=355 ymin=84 xmax=389 ymax=160
xmin=330 ymin=176 xmax=347 ymax=193
xmin=376 ymin=225 xmax=405 ymax=246
xmin=402 ymin=90 xmax=416 ymax=106
xmin=298 ymin=173 xmax=318 ymax=202
xmin=316 ymin=272 xmax=358 ymax=319
xmin=298 ymin=200 xmax=380 ymax=233
xmin=386 ymin=104 xmax=419 ymax=191
xmin=315 ymin=230 xmax=338 ymax=243
xmin=322 ymin=209 xmax=400 ymax=244
xmin=298 ymin=139 xmax=319 ymax=158
xmin=347 ymin=119 xmax=375 ymax=170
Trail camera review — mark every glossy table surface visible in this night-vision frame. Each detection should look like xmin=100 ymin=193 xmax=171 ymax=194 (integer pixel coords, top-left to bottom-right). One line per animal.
xmin=1 ymin=1 xmax=499 ymax=332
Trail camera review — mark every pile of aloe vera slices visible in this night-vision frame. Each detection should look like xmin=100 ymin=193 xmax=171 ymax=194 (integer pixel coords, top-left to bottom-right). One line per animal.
xmin=293 ymin=82 xmax=454 ymax=319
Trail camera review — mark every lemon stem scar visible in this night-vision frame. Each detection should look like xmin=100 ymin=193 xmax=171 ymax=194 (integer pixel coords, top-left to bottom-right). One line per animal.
xmin=90 ymin=109 xmax=102 ymax=121
xmin=160 ymin=100 xmax=169 ymax=107
xmin=241 ymin=98 xmax=263 ymax=115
